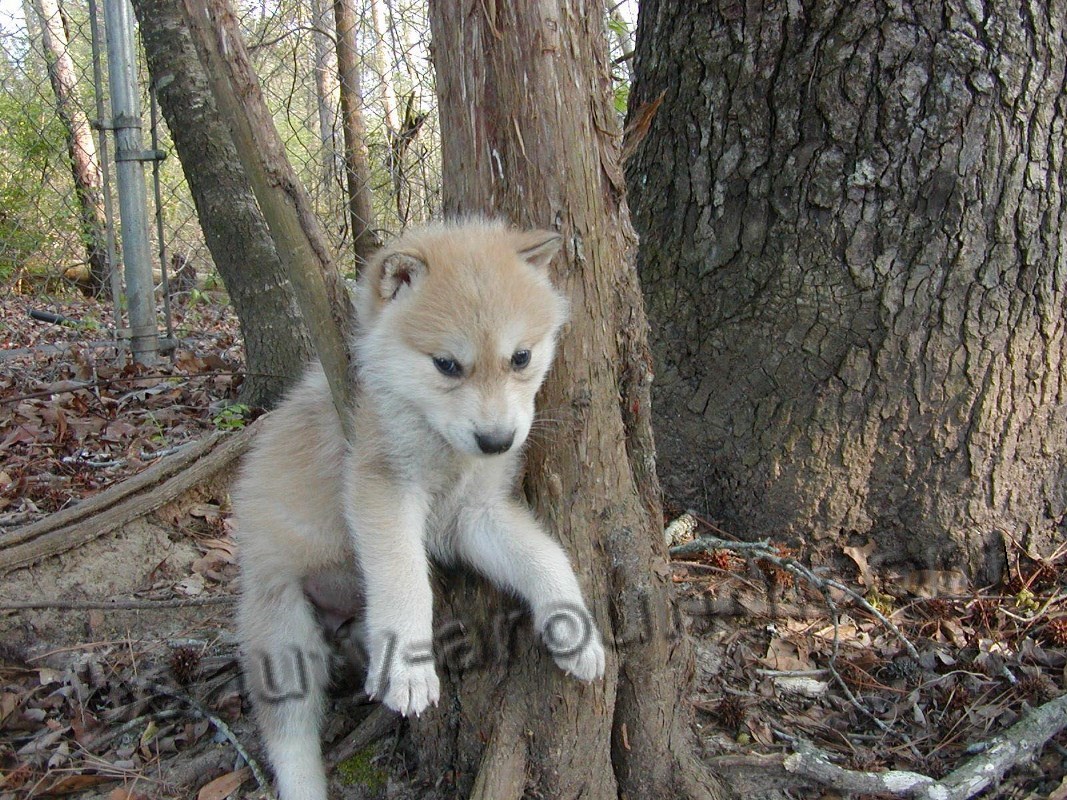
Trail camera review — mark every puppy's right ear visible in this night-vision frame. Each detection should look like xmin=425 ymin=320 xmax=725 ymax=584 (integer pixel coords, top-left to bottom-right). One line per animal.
xmin=377 ymin=251 xmax=427 ymax=302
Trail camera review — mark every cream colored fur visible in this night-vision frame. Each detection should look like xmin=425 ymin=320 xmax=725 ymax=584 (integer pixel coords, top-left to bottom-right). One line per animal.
xmin=234 ymin=218 xmax=605 ymax=800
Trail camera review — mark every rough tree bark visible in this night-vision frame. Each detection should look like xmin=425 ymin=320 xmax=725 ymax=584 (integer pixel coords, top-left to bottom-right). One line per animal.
xmin=334 ymin=0 xmax=379 ymax=266
xmin=31 ymin=0 xmax=109 ymax=295
xmin=626 ymin=0 xmax=1067 ymax=581
xmin=419 ymin=2 xmax=726 ymax=798
xmin=132 ymin=0 xmax=315 ymax=408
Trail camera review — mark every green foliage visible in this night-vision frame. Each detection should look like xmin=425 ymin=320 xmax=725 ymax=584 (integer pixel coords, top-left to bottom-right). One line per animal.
xmin=614 ymin=81 xmax=630 ymax=116
xmin=0 ymin=80 xmax=74 ymax=281
xmin=607 ymin=13 xmax=630 ymax=39
xmin=212 ymin=403 xmax=251 ymax=431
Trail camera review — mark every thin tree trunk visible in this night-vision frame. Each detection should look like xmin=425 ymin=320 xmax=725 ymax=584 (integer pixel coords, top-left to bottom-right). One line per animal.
xmin=367 ymin=0 xmax=400 ymax=135
xmin=309 ymin=0 xmax=338 ymax=190
xmin=31 ymin=0 xmax=109 ymax=295
xmin=368 ymin=0 xmax=410 ymax=224
xmin=423 ymin=2 xmax=726 ymax=798
xmin=625 ymin=0 xmax=1067 ymax=581
xmin=334 ymin=0 xmax=379 ymax=266
xmin=132 ymin=0 xmax=315 ymax=408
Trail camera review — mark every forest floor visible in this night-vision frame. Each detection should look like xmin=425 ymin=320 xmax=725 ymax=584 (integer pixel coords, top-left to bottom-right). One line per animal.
xmin=1 ymin=292 xmax=1066 ymax=800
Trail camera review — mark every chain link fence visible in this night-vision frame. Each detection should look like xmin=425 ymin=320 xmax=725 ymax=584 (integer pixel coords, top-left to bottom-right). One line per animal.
xmin=0 ymin=0 xmax=634 ymax=307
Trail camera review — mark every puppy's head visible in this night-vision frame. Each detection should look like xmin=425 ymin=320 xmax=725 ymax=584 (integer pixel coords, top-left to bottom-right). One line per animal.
xmin=354 ymin=218 xmax=567 ymax=457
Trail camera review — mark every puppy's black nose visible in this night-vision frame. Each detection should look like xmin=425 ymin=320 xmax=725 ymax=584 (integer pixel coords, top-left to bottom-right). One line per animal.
xmin=475 ymin=430 xmax=515 ymax=455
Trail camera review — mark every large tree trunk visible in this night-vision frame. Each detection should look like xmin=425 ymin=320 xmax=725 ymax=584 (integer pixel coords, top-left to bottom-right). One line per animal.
xmin=334 ymin=0 xmax=379 ymax=266
xmin=132 ymin=0 xmax=315 ymax=408
xmin=625 ymin=0 xmax=1067 ymax=582
xmin=31 ymin=0 xmax=110 ymax=295
xmin=421 ymin=3 xmax=725 ymax=798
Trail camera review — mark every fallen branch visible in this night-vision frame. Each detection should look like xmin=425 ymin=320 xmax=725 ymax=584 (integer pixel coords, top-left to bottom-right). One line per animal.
xmin=0 ymin=420 xmax=260 ymax=575
xmin=783 ymin=739 xmax=934 ymax=796
xmin=925 ymin=693 xmax=1067 ymax=800
xmin=775 ymin=695 xmax=1067 ymax=799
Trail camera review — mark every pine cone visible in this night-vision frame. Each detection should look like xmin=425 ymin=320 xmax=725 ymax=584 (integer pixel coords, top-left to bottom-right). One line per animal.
xmin=1044 ymin=618 xmax=1067 ymax=647
xmin=169 ymin=646 xmax=202 ymax=686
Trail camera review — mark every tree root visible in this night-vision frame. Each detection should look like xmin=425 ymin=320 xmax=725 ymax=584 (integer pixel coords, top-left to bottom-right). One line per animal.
xmin=0 ymin=420 xmax=260 ymax=575
xmin=325 ymin=705 xmax=399 ymax=770
xmin=468 ymin=704 xmax=527 ymax=800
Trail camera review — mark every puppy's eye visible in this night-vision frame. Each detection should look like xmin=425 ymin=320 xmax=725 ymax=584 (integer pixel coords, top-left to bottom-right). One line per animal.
xmin=432 ymin=356 xmax=463 ymax=378
xmin=511 ymin=349 xmax=532 ymax=370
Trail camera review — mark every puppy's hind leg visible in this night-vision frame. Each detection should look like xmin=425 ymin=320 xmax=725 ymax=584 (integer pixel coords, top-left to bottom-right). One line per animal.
xmin=239 ymin=574 xmax=331 ymax=800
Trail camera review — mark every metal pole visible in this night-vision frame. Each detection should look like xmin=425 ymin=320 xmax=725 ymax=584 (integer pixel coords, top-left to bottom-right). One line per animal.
xmin=86 ymin=0 xmax=122 ymax=335
xmin=149 ymin=84 xmax=175 ymax=348
xmin=103 ymin=0 xmax=158 ymax=364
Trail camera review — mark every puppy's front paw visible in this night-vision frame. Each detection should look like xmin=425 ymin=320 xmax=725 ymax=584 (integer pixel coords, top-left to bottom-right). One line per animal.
xmin=368 ymin=660 xmax=440 ymax=717
xmin=539 ymin=605 xmax=606 ymax=682
xmin=364 ymin=638 xmax=440 ymax=717
xmin=552 ymin=630 xmax=605 ymax=682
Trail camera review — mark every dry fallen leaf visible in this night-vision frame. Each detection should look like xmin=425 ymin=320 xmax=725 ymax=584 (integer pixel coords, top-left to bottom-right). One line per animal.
xmin=197 ymin=766 xmax=251 ymax=800
xmin=842 ymin=540 xmax=877 ymax=588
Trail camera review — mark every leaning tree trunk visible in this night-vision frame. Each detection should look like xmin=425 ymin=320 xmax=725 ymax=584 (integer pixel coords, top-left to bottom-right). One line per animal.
xmin=626 ymin=0 xmax=1067 ymax=582
xmin=132 ymin=0 xmax=315 ymax=408
xmin=31 ymin=0 xmax=110 ymax=295
xmin=421 ymin=3 xmax=725 ymax=799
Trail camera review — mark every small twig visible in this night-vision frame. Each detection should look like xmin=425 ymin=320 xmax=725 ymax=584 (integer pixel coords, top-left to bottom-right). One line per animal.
xmin=143 ymin=679 xmax=274 ymax=798
xmin=670 ymin=535 xmax=771 ymax=556
xmin=670 ymin=536 xmax=920 ymax=660
xmin=0 ymin=596 xmax=235 ymax=611
xmin=672 ymin=534 xmax=924 ymax=756
xmin=84 ymin=708 xmax=185 ymax=752
xmin=0 ymin=370 xmax=245 ymax=406
xmin=755 ymin=668 xmax=829 ymax=677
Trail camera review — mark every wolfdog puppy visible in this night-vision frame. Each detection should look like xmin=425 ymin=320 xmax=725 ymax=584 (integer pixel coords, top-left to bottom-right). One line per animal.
xmin=234 ymin=219 xmax=606 ymax=800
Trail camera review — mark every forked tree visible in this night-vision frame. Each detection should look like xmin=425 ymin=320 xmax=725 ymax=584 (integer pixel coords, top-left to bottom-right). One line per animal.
xmin=415 ymin=2 xmax=725 ymax=797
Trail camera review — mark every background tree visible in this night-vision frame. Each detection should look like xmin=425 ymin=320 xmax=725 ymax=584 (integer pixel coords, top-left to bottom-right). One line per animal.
xmin=334 ymin=0 xmax=379 ymax=265
xmin=132 ymin=0 xmax=315 ymax=407
xmin=419 ymin=2 xmax=725 ymax=798
xmin=29 ymin=0 xmax=109 ymax=294
xmin=309 ymin=0 xmax=339 ymax=189
xmin=625 ymin=0 xmax=1067 ymax=582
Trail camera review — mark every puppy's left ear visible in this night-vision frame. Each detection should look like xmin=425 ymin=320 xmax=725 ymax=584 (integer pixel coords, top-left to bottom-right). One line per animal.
xmin=378 ymin=250 xmax=427 ymax=301
xmin=514 ymin=229 xmax=562 ymax=270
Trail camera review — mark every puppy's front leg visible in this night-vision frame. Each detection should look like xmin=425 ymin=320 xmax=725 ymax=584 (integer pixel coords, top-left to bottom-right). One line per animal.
xmin=346 ymin=475 xmax=439 ymax=716
xmin=456 ymin=501 xmax=606 ymax=681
